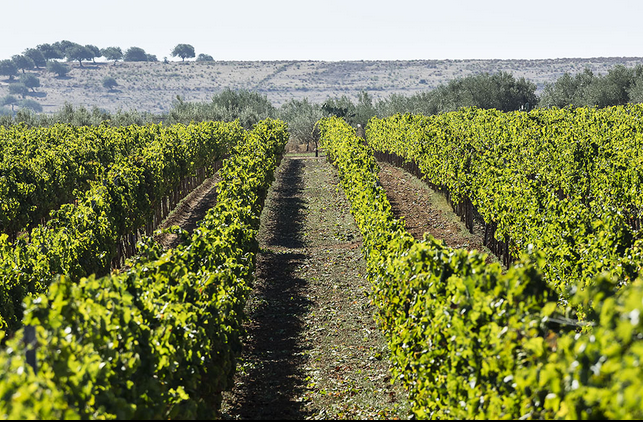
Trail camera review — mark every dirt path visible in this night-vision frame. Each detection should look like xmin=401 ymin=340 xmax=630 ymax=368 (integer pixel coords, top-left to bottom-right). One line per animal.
xmin=220 ymin=154 xmax=410 ymax=420
xmin=149 ymin=153 xmax=495 ymax=419
xmin=154 ymin=175 xmax=220 ymax=249
xmin=377 ymin=161 xmax=497 ymax=262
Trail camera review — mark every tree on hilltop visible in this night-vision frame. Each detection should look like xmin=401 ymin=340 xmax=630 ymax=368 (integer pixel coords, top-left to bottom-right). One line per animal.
xmin=171 ymin=44 xmax=195 ymax=61
xmin=66 ymin=45 xmax=94 ymax=67
xmin=53 ymin=40 xmax=77 ymax=55
xmin=12 ymin=55 xmax=34 ymax=74
xmin=85 ymin=45 xmax=101 ymax=64
xmin=124 ymin=46 xmax=149 ymax=62
xmin=196 ymin=53 xmax=214 ymax=62
xmin=23 ymin=48 xmax=46 ymax=69
xmin=36 ymin=43 xmax=63 ymax=61
xmin=101 ymin=47 xmax=123 ymax=65
xmin=53 ymin=40 xmax=80 ymax=62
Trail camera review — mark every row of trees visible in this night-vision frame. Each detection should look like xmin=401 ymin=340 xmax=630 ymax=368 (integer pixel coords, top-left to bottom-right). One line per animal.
xmin=539 ymin=64 xmax=643 ymax=108
xmin=316 ymin=66 xmax=643 ymax=122
xmin=0 ymin=42 xmax=211 ymax=79
xmin=0 ymin=57 xmax=67 ymax=79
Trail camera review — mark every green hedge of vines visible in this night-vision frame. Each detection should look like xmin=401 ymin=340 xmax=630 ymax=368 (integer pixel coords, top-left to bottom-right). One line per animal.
xmin=0 ymin=118 xmax=288 ymax=419
xmin=0 ymin=121 xmax=243 ymax=331
xmin=320 ymin=116 xmax=643 ymax=419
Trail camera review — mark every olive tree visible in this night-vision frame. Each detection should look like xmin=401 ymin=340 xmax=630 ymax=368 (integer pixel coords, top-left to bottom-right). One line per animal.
xmin=101 ymin=47 xmax=123 ymax=65
xmin=196 ymin=53 xmax=214 ymax=62
xmin=102 ymin=76 xmax=118 ymax=91
xmin=9 ymin=83 xmax=28 ymax=99
xmin=12 ymin=55 xmax=34 ymax=74
xmin=124 ymin=46 xmax=148 ymax=62
xmin=66 ymin=45 xmax=94 ymax=67
xmin=628 ymin=78 xmax=643 ymax=104
xmin=278 ymin=98 xmax=324 ymax=152
xmin=19 ymin=99 xmax=42 ymax=113
xmin=47 ymin=60 xmax=70 ymax=77
xmin=36 ymin=43 xmax=63 ymax=61
xmin=85 ymin=44 xmax=101 ymax=63
xmin=23 ymin=48 xmax=46 ymax=68
xmin=1 ymin=95 xmax=19 ymax=112
xmin=0 ymin=59 xmax=18 ymax=80
xmin=19 ymin=73 xmax=40 ymax=92
xmin=171 ymin=44 xmax=195 ymax=61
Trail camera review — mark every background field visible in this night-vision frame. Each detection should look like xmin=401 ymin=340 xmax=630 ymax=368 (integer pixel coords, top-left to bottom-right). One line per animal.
xmin=2 ymin=57 xmax=643 ymax=114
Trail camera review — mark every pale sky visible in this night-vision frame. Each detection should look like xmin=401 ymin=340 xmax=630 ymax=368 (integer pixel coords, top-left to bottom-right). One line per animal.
xmin=1 ymin=0 xmax=642 ymax=61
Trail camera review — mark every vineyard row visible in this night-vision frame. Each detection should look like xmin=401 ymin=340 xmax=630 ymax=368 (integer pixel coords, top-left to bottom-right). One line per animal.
xmin=0 ymin=118 xmax=289 ymax=419
xmin=320 ymin=116 xmax=643 ymax=419
xmin=0 ymin=121 xmax=243 ymax=331
xmin=366 ymin=106 xmax=643 ymax=296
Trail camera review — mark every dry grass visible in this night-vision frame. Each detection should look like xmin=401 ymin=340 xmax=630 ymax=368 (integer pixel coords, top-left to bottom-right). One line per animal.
xmin=1 ymin=57 xmax=642 ymax=114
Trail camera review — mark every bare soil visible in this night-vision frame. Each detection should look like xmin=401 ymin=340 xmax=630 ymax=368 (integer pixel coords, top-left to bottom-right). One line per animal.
xmin=376 ymin=162 xmax=496 ymax=261
xmin=154 ymin=175 xmax=220 ymax=249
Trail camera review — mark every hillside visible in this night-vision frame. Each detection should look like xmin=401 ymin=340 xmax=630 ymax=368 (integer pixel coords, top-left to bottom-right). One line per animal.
xmin=2 ymin=57 xmax=643 ymax=114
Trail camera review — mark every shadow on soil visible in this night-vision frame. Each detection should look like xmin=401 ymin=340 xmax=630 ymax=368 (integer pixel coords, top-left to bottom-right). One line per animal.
xmin=222 ymin=156 xmax=313 ymax=420
xmin=263 ymin=157 xmax=307 ymax=249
